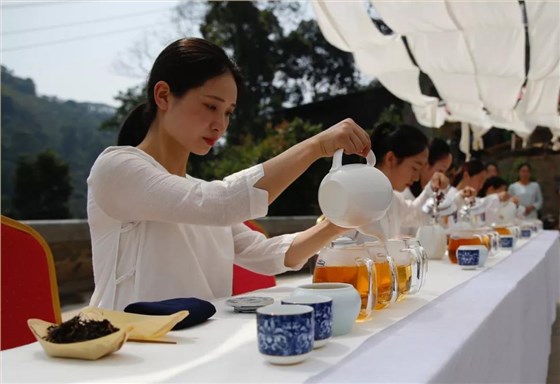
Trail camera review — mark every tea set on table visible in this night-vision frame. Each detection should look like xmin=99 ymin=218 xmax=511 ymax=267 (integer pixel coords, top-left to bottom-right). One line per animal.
xmin=231 ymin=151 xmax=543 ymax=365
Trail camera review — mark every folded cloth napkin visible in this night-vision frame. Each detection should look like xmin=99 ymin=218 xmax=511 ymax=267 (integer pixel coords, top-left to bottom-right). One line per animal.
xmin=124 ymin=298 xmax=216 ymax=330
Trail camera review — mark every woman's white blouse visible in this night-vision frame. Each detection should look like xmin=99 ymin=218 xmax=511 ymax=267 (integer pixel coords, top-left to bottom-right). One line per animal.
xmin=507 ymin=181 xmax=543 ymax=219
xmin=356 ymin=184 xmax=434 ymax=241
xmin=87 ymin=147 xmax=300 ymax=310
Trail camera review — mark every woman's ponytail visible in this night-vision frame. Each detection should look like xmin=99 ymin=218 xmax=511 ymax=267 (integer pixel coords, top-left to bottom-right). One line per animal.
xmin=117 ymin=102 xmax=154 ymax=146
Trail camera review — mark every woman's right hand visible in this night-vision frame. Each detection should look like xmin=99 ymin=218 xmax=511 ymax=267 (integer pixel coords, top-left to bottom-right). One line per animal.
xmin=430 ymin=172 xmax=450 ymax=191
xmin=308 ymin=118 xmax=371 ymax=158
xmin=459 ymin=186 xmax=477 ymax=199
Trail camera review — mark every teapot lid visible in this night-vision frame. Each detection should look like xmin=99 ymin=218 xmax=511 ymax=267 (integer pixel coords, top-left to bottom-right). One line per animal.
xmin=330 ymin=236 xmax=357 ymax=249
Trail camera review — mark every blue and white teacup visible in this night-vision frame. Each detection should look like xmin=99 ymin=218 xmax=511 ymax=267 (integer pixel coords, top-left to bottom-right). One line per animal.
xmin=256 ymin=304 xmax=314 ymax=365
xmin=457 ymin=245 xmax=487 ymax=270
xmin=281 ymin=295 xmax=333 ymax=348
xmin=520 ymin=226 xmax=532 ymax=238
xmin=500 ymin=235 xmax=515 ymax=250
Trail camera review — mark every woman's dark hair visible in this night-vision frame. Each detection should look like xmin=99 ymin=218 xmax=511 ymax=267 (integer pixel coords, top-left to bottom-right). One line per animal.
xmin=486 ymin=161 xmax=498 ymax=171
xmin=118 ymin=38 xmax=243 ymax=146
xmin=370 ymin=123 xmax=429 ymax=166
xmin=428 ymin=138 xmax=451 ymax=166
xmin=409 ymin=138 xmax=451 ymax=197
xmin=517 ymin=162 xmax=532 ymax=172
xmin=479 ymin=176 xmax=507 ymax=197
xmin=516 ymin=162 xmax=532 ymax=180
xmin=452 ymin=159 xmax=485 ymax=187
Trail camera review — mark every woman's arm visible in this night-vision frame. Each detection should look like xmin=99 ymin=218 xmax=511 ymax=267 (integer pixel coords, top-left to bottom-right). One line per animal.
xmin=89 ymin=148 xmax=268 ymax=225
xmin=232 ymin=220 xmax=348 ymax=275
xmin=283 ymin=219 xmax=348 ymax=268
xmin=533 ymin=182 xmax=543 ymax=210
xmin=256 ymin=118 xmax=371 ymax=204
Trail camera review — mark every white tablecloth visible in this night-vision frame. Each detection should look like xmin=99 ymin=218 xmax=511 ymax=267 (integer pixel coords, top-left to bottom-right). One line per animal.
xmin=309 ymin=230 xmax=560 ymax=383
xmin=1 ymin=231 xmax=558 ymax=383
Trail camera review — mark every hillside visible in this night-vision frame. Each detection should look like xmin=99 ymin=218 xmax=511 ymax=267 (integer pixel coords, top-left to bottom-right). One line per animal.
xmin=1 ymin=66 xmax=116 ymax=218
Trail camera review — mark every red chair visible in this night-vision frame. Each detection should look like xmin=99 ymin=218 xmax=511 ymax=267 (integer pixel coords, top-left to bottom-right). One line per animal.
xmin=1 ymin=215 xmax=62 ymax=350
xmin=232 ymin=220 xmax=276 ymax=295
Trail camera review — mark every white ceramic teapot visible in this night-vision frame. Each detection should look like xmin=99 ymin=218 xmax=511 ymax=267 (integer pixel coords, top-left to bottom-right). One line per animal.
xmin=318 ymin=149 xmax=393 ymax=228
xmin=416 ymin=224 xmax=447 ymax=260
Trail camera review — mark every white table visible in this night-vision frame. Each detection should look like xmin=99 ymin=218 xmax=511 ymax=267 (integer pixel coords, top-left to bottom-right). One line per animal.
xmin=309 ymin=230 xmax=560 ymax=383
xmin=1 ymin=231 xmax=558 ymax=383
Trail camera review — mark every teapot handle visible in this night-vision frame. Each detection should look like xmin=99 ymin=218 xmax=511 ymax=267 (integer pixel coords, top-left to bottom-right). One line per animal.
xmin=331 ymin=149 xmax=376 ymax=171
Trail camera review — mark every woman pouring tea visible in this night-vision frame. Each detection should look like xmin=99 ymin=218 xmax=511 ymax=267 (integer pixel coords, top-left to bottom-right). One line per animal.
xmin=87 ymin=38 xmax=379 ymax=310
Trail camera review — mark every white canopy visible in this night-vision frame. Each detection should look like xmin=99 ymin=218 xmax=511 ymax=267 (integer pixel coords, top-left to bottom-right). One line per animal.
xmin=311 ymin=0 xmax=560 ymax=150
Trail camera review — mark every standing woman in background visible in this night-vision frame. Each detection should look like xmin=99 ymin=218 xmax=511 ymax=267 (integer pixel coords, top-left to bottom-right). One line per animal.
xmin=507 ymin=163 xmax=543 ymax=219
xmin=87 ymin=37 xmax=373 ymax=310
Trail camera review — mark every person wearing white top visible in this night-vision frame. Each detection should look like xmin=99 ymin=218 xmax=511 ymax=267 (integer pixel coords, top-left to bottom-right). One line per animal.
xmin=507 ymin=163 xmax=543 ymax=219
xmin=399 ymin=138 xmax=453 ymax=235
xmin=88 ymin=38 xmax=373 ymax=310
xmin=479 ymin=176 xmax=524 ymax=223
xmin=401 ymin=138 xmax=453 ymax=202
xmin=355 ymin=123 xmax=450 ymax=242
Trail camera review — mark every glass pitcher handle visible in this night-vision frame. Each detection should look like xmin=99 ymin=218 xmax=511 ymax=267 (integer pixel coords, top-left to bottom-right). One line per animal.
xmin=386 ymin=255 xmax=398 ymax=304
xmin=356 ymin=257 xmax=375 ymax=316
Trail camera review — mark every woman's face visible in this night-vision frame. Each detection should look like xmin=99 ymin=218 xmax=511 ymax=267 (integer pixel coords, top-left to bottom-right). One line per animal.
xmin=386 ymin=148 xmax=429 ymax=192
xmin=466 ymin=170 xmax=488 ymax=193
xmin=161 ymin=72 xmax=237 ymax=155
xmin=422 ymin=153 xmax=452 ymax=184
xmin=518 ymin=165 xmax=531 ymax=182
xmin=486 ymin=164 xmax=498 ymax=177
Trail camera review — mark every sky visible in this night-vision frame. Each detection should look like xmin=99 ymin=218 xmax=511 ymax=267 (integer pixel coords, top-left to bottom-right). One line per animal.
xmin=1 ymin=0 xmax=317 ymax=107
xmin=1 ymin=0 xmax=194 ymax=107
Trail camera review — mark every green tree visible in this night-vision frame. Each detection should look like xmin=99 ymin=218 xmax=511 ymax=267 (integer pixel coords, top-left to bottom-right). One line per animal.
xmin=277 ymin=19 xmax=362 ymax=105
xmin=200 ymin=118 xmax=328 ymax=215
xmin=11 ymin=151 xmax=73 ymax=219
xmin=201 ymin=1 xmax=285 ymax=144
xmin=98 ymin=2 xmax=363 ymax=216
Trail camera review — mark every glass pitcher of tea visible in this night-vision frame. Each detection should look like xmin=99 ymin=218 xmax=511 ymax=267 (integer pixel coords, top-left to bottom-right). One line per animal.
xmin=386 ymin=238 xmax=426 ymax=300
xmin=447 ymin=229 xmax=484 ymax=264
xmin=313 ymin=237 xmax=376 ymax=321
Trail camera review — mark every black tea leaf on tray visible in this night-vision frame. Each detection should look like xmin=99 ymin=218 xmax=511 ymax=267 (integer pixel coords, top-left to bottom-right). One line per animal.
xmin=44 ymin=315 xmax=119 ymax=343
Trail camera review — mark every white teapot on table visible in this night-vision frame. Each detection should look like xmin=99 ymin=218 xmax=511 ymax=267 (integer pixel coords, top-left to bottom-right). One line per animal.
xmin=318 ymin=149 xmax=393 ymax=229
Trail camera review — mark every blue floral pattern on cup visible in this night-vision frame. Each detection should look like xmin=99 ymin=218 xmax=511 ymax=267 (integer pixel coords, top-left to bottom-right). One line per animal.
xmin=257 ymin=313 xmax=314 ymax=356
xmin=457 ymin=249 xmax=479 ymax=266
xmin=282 ymin=300 xmax=332 ymax=342
xmin=313 ymin=301 xmax=332 ymax=341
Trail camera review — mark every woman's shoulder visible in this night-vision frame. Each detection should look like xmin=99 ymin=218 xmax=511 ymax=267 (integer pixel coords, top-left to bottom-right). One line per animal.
xmin=93 ymin=146 xmax=164 ymax=170
xmin=89 ymin=146 xmax=168 ymax=182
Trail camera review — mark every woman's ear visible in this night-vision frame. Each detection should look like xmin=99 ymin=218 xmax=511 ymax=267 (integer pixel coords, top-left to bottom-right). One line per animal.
xmin=384 ymin=151 xmax=398 ymax=167
xmin=153 ymin=81 xmax=171 ymax=111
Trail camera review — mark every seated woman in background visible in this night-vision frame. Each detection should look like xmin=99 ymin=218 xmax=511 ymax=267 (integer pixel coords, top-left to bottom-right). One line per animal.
xmin=449 ymin=159 xmax=487 ymax=203
xmin=508 ymin=163 xmax=543 ymax=219
xmin=446 ymin=159 xmax=503 ymax=212
xmin=479 ymin=176 xmax=508 ymax=197
xmin=480 ymin=176 xmax=523 ymax=223
xmin=401 ymin=137 xmax=453 ymax=201
xmin=87 ymin=38 xmax=373 ymax=310
xmin=449 ymin=161 xmax=515 ymax=226
xmin=356 ymin=123 xmax=449 ymax=241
